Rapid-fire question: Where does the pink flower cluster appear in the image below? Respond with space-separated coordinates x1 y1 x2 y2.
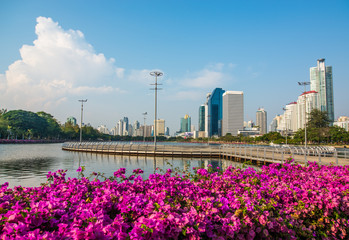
0 162 349 239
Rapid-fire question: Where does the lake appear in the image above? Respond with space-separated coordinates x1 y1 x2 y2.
0 143 247 188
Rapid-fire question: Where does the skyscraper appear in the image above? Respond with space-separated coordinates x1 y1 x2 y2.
204 93 211 137
180 114 191 132
256 108 267 135
154 119 165 136
222 91 244 136
198 105 205 131
310 58 334 122
208 88 225 137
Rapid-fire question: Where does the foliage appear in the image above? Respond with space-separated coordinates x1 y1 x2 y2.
1 162 349 239
37 112 61 139
255 132 284 143
307 109 330 129
1 110 48 139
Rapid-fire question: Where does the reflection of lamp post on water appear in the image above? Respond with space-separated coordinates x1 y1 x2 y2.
142 112 147 143
150 71 163 150
78 99 87 143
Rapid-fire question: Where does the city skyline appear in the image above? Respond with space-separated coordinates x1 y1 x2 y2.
0 1 348 134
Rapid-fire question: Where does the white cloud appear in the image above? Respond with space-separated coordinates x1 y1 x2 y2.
166 91 203 101
179 63 235 89
183 69 224 88
0 16 121 110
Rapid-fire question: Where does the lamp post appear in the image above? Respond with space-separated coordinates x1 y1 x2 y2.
78 99 87 143
150 71 163 150
142 112 147 143
298 82 310 150
283 107 288 145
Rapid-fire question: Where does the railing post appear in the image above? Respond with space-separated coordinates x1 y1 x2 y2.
264 147 266 162
272 148 275 161
121 144 125 154
335 150 338 165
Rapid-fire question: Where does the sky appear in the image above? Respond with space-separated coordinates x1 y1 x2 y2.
0 0 348 135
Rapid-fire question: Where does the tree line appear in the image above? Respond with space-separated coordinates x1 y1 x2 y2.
0 109 107 141
1 108 348 144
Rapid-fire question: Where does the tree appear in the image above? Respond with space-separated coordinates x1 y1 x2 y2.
2 110 48 138
37 111 62 139
307 109 330 129
0 108 7 116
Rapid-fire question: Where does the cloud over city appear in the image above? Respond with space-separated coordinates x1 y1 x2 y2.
0 17 121 110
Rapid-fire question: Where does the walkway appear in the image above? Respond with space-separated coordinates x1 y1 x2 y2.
62 142 349 166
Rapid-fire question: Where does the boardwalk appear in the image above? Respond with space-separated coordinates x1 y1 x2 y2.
62 142 349 166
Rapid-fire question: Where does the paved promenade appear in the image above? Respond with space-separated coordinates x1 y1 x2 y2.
62 142 349 166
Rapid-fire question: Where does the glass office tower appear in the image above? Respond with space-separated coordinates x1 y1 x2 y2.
208 88 225 137
198 105 205 131
180 115 191 132
310 58 334 122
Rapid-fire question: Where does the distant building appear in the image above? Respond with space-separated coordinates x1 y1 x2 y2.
244 120 254 128
117 119 123 136
256 108 267 135
334 116 349 131
154 119 165 136
208 88 225 137
310 58 334 122
180 114 191 132
204 93 211 137
222 91 244 136
198 105 205 131
97 125 109 134
269 116 279 132
66 116 77 125
139 125 152 137
297 91 319 130
133 121 140 130
165 127 170 136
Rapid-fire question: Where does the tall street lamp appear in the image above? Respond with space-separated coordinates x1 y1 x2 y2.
142 112 147 143
283 107 288 145
150 71 163 150
78 99 87 143
298 82 310 150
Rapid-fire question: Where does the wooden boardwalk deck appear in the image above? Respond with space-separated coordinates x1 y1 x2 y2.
62 142 349 166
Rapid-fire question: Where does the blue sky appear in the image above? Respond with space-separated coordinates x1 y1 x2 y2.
0 0 348 134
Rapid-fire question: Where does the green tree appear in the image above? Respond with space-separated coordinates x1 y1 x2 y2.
61 122 79 140
37 111 62 139
2 110 48 139
307 109 330 128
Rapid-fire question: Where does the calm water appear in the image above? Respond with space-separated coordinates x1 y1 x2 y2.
0 143 246 188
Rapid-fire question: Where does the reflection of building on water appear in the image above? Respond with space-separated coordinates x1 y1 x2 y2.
183 159 191 172
210 160 221 171
221 159 232 170
152 157 166 172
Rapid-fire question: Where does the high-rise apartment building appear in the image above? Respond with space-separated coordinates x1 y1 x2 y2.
297 91 319 129
154 119 165 136
208 88 225 137
310 58 334 122
334 116 349 131
117 120 123 136
204 93 211 137
198 105 205 131
256 108 267 135
180 114 191 132
222 91 244 136
66 116 77 125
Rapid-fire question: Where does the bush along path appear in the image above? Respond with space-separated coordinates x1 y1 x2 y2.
0 160 349 239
